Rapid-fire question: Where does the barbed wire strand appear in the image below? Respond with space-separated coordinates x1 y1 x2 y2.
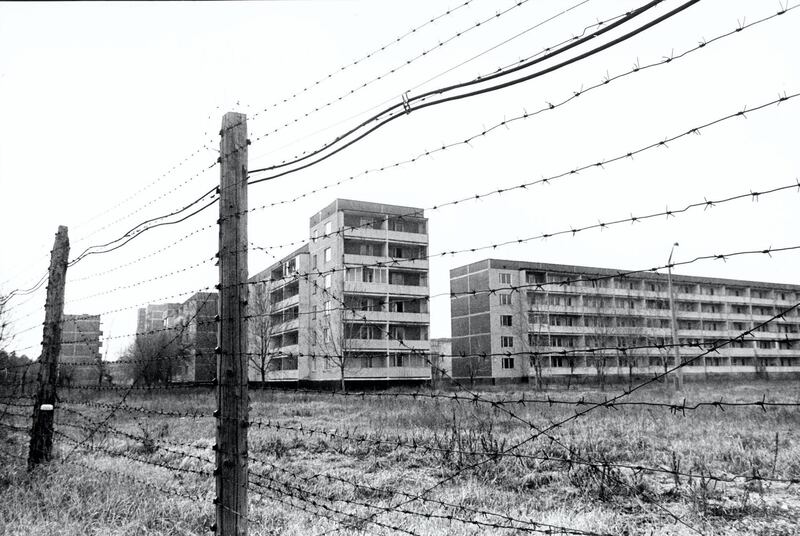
245 0 699 183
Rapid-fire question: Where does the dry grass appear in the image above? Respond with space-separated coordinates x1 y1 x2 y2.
1 379 799 535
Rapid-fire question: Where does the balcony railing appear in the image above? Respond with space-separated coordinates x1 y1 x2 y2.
343 226 429 244
343 254 429 270
344 280 429 296
343 310 429 323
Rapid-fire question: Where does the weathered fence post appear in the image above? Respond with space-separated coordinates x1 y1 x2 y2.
215 112 249 535
28 225 69 469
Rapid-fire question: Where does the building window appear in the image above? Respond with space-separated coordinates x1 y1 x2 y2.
502 357 515 369
324 248 332 263
311 330 317 346
346 267 360 281
312 229 318 241
500 273 512 284
389 354 404 367
364 267 386 283
324 274 332 289
391 246 403 258
500 315 512 327
324 301 331 315
501 336 514 348
325 221 332 235
499 294 511 306
391 326 406 341
312 306 317 319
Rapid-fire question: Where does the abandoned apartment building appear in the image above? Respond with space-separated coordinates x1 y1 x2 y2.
247 199 431 387
450 259 800 383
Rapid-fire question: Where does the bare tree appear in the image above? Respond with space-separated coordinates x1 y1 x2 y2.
95 339 113 386
0 297 7 352
639 321 670 384
248 282 277 385
313 306 362 392
0 350 36 394
455 351 487 387
586 288 616 392
428 341 450 390
517 290 545 390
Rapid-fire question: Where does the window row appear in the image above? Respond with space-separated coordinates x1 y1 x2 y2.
521 271 797 301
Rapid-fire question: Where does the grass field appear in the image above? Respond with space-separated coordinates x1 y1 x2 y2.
1 379 798 535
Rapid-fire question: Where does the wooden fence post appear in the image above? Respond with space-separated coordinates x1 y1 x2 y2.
215 112 249 535
28 225 69 469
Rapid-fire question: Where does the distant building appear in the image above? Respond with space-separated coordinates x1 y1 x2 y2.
59 314 102 385
129 295 217 383
450 259 800 383
248 199 430 387
177 292 218 382
136 303 181 334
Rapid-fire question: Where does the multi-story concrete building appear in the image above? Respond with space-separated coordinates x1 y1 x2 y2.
59 314 103 385
248 199 431 387
450 259 800 383
177 292 218 382
130 295 217 383
136 303 181 334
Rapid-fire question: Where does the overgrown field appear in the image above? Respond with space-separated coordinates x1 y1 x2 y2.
1 379 798 535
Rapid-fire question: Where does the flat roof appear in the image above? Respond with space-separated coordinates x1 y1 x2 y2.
450 258 800 291
309 198 425 227
248 243 309 283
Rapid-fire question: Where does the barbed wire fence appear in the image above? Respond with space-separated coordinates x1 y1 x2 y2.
1 1 799 535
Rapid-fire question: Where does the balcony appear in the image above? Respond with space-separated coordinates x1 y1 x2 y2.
272 293 299 312
343 310 429 324
344 365 431 380
272 343 299 355
343 227 428 245
344 280 429 297
343 254 428 270
529 324 585 334
347 339 430 352
265 369 300 381
273 318 299 334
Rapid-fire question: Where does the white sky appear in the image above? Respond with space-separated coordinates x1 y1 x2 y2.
1 0 799 360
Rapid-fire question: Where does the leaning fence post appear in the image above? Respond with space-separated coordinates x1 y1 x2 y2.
28 225 69 469
215 112 249 535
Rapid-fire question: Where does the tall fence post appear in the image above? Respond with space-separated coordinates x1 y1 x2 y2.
28 225 69 469
215 112 249 535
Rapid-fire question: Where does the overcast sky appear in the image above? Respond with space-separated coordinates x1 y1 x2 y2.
1 0 799 360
